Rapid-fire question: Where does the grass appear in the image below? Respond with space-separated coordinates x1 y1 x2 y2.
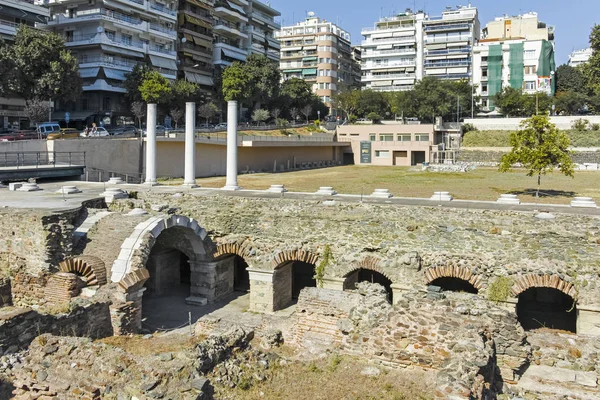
98 333 200 356
463 129 600 147
225 354 434 400
164 165 600 205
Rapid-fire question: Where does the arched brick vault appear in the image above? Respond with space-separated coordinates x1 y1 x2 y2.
212 240 254 261
423 265 484 290
341 256 394 282
110 215 210 283
273 249 319 268
59 255 107 286
511 274 578 299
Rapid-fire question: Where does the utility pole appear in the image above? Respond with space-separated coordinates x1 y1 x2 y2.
456 95 459 126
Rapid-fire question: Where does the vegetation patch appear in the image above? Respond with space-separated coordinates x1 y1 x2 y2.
488 276 514 303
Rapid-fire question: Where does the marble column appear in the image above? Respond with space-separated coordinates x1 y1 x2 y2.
223 100 241 190
183 101 198 187
144 103 158 185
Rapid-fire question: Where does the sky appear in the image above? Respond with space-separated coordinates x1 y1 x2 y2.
267 0 598 65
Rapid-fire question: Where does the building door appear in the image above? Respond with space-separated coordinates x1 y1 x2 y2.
411 151 426 166
392 151 408 166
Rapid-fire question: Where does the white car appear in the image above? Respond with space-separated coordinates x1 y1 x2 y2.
81 127 110 137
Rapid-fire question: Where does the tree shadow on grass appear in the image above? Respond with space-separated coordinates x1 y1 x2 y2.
508 189 576 198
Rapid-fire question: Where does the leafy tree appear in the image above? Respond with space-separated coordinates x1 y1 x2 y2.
310 95 329 120
271 108 281 120
280 78 313 110
332 90 359 120
582 25 600 95
555 65 586 94
494 87 551 117
367 112 382 123
169 79 202 110
197 102 218 125
289 107 299 122
499 115 574 199
222 62 251 103
24 99 50 129
388 90 416 120
251 109 270 125
355 89 388 117
139 70 171 104
300 104 312 123
244 54 280 109
124 64 152 103
0 25 81 103
170 108 184 128
131 101 146 131
554 91 587 115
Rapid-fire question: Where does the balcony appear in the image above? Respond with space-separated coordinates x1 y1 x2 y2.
214 41 248 58
361 24 415 34
154 67 177 79
425 36 471 44
361 48 416 58
361 61 416 69
83 79 126 93
368 85 414 92
149 23 177 39
361 36 415 46
424 23 470 32
213 22 248 38
266 49 279 61
252 10 280 29
426 47 471 56
214 5 248 22
364 73 415 80
79 55 140 70
266 36 280 49
148 45 176 58
0 19 18 36
424 60 470 68
48 9 144 31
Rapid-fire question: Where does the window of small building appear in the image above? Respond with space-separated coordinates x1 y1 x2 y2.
379 134 393 141
415 134 430 142
397 134 411 141
375 150 390 158
369 134 376 141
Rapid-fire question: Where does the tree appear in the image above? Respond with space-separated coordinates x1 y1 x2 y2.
124 64 152 103
499 115 575 199
244 54 281 109
555 65 586 94
197 102 218 125
170 108 184 128
582 25 600 95
169 79 202 110
301 104 312 123
139 70 171 104
355 89 389 117
271 108 281 120
251 109 270 125
24 99 50 132
222 62 251 102
290 107 299 122
554 91 587 115
332 89 359 120
131 101 146 131
0 25 81 103
494 87 551 117
280 78 313 110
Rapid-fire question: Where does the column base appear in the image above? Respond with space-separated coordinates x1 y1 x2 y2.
185 296 208 306
144 180 160 186
182 183 199 188
222 185 242 191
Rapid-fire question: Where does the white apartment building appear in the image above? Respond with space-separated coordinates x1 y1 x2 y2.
277 13 358 111
568 48 592 67
41 0 179 125
422 4 480 81
360 11 425 92
473 13 556 111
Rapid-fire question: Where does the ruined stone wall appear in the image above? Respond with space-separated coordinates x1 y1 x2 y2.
457 149 600 165
0 302 112 354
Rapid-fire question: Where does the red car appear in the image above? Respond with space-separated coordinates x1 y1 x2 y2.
0 130 39 142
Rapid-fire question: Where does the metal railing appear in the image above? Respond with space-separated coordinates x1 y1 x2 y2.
0 151 86 168
85 168 143 184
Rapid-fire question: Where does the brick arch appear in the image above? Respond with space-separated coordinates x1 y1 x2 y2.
59 255 107 286
511 274 577 299
272 249 319 268
423 265 483 290
341 256 393 282
110 215 209 283
213 241 254 261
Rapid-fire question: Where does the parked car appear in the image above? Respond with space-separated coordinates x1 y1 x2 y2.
81 127 110 137
141 125 166 136
215 123 227 130
197 123 215 129
112 126 138 136
0 130 38 142
47 128 80 140
36 122 61 138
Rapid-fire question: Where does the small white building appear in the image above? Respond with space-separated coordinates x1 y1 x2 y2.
568 48 592 67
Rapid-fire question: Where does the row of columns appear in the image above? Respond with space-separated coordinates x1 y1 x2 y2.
144 100 241 190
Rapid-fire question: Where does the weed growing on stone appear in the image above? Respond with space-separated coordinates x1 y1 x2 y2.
314 245 333 288
488 276 513 303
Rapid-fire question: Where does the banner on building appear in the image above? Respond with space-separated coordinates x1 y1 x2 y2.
538 77 552 93
360 141 371 164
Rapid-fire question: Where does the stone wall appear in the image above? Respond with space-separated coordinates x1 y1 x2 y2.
293 284 529 399
464 115 600 131
0 301 113 354
0 277 11 306
457 149 600 165
10 272 49 307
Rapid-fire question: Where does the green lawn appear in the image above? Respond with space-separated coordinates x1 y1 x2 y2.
462 129 600 147
161 165 600 204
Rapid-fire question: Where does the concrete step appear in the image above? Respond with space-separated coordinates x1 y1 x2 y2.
517 365 599 399
185 296 208 306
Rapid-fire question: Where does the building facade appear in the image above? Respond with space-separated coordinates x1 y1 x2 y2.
0 0 50 129
422 5 480 81
278 14 359 114
360 11 425 92
472 13 556 111
41 0 179 126
568 48 592 67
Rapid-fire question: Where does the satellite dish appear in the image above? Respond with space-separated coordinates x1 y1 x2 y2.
307 11 315 17
97 26 104 33
181 37 187 43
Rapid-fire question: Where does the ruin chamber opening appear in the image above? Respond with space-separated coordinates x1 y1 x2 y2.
233 255 250 292
344 268 393 302
516 287 576 333
429 277 478 294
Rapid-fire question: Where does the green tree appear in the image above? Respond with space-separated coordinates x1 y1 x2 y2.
245 54 281 109
197 102 218 125
0 25 81 103
222 62 251 103
499 115 575 199
332 90 359 120
355 89 388 118
139 70 171 104
388 90 416 120
170 108 184 128
280 77 313 110
169 79 202 109
555 64 586 93
554 91 587 115
131 101 146 131
582 25 600 95
251 108 270 125
310 95 330 120
24 99 50 130
124 64 152 103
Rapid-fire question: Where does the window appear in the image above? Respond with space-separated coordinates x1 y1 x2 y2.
525 81 536 90
105 30 115 40
482 69 488 77
379 134 393 141
524 50 536 60
415 134 429 142
375 150 390 158
369 134 376 141
397 134 411 142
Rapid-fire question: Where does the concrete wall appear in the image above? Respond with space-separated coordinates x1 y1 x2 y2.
0 140 48 153
464 116 600 131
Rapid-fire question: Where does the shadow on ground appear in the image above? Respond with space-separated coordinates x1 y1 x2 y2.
509 189 576 198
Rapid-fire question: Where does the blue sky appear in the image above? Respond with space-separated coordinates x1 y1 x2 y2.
268 0 598 65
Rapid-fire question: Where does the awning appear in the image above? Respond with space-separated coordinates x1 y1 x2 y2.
303 45 317 50
183 33 194 42
283 69 302 73
222 49 246 61
191 52 212 63
283 46 302 52
104 68 127 81
100 44 144 58
302 56 317 61
302 68 317 75
188 0 211 9
149 55 178 70
192 35 212 48
226 0 245 14
184 71 214 86
79 67 100 78
184 14 212 29
377 44 393 50
372 80 392 86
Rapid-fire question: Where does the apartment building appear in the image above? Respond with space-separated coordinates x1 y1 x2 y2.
177 0 214 89
0 0 49 129
278 13 359 114
422 4 480 81
360 11 425 92
41 0 179 125
568 48 592 67
212 0 280 68
472 13 556 111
